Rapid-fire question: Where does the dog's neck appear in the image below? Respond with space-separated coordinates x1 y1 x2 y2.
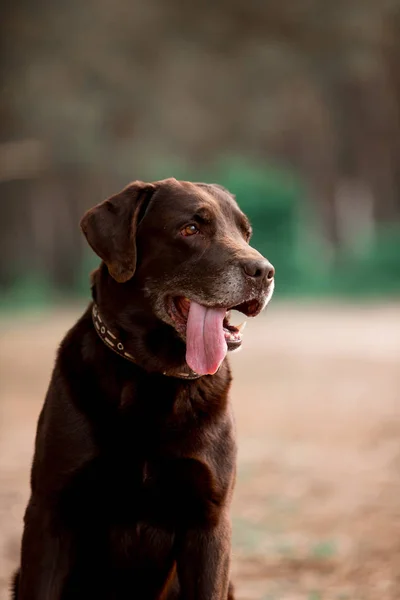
90 267 203 380
91 302 201 380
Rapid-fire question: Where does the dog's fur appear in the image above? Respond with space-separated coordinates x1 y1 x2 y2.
13 179 274 599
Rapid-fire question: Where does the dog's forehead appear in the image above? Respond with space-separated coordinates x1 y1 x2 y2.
151 179 243 222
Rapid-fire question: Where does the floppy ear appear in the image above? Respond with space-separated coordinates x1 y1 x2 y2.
80 181 156 283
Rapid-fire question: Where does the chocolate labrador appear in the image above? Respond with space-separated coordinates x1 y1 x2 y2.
12 178 275 600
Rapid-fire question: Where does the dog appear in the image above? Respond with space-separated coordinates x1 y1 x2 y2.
12 178 275 599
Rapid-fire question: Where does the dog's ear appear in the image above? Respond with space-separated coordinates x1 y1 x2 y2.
80 181 157 283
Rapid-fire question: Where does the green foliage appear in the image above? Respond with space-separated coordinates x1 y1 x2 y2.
205 159 400 299
3 159 400 309
0 273 55 311
337 224 400 296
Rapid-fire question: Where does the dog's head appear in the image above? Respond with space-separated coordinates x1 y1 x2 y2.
81 178 274 376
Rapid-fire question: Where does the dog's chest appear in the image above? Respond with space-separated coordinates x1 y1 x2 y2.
98 445 219 529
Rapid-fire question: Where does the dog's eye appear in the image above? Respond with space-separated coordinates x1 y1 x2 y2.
181 224 199 237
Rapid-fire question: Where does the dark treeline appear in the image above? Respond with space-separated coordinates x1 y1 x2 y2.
1 0 400 290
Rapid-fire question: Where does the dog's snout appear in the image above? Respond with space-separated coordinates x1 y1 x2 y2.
242 258 275 282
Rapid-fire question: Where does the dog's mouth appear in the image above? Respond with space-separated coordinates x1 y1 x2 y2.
167 296 263 376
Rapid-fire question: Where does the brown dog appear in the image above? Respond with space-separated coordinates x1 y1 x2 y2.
12 179 274 600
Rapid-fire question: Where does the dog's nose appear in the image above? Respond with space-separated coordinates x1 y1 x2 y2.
242 259 275 281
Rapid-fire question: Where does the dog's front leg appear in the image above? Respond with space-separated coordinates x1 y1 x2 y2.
17 499 73 600
176 515 231 600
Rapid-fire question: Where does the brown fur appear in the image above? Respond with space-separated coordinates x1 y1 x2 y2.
13 179 274 599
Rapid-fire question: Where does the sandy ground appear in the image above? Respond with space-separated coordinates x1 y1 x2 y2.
1 302 400 600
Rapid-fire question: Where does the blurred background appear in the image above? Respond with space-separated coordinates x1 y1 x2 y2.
1 1 400 598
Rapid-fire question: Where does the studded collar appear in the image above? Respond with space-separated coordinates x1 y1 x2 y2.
91 303 202 380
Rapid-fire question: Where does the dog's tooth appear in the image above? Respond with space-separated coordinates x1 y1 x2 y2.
236 321 247 332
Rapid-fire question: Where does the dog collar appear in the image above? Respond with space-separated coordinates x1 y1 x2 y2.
91 303 202 380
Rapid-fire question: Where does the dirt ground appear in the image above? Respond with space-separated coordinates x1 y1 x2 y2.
1 302 400 600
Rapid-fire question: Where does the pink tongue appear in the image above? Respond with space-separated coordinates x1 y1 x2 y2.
185 301 227 375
